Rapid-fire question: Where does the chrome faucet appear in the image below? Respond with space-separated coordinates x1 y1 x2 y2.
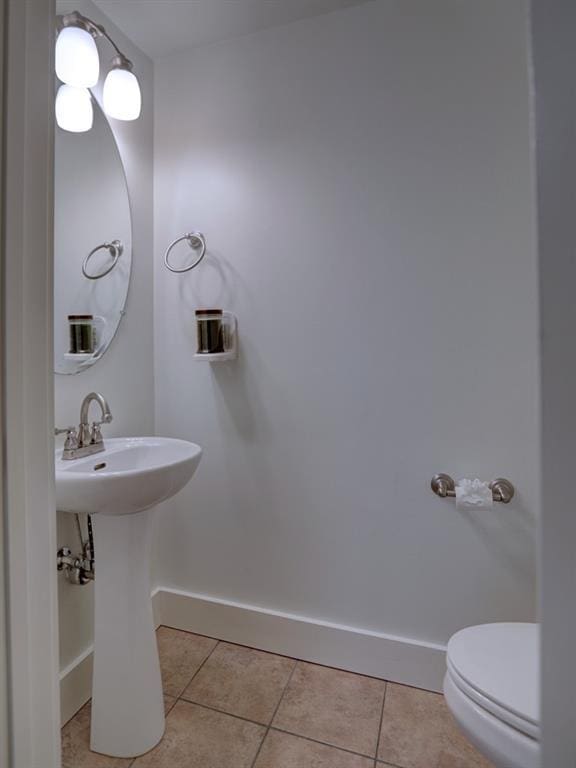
55 392 113 460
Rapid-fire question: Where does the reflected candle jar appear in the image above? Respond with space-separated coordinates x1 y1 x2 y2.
68 314 95 354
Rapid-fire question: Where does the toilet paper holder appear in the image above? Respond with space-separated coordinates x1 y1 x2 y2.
431 474 515 504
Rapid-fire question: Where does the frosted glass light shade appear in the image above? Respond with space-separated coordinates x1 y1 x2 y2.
103 68 141 121
55 26 99 87
55 85 93 133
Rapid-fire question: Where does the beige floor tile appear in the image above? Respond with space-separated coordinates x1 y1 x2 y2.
182 642 296 724
254 729 374 768
272 662 385 756
61 702 133 768
163 694 177 715
132 700 266 768
377 683 494 768
156 626 218 697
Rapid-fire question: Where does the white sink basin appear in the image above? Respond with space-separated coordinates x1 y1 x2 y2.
55 436 202 516
54 436 202 758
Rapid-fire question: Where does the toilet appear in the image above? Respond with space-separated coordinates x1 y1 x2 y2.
444 623 540 768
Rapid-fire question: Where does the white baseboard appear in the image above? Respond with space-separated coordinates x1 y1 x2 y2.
60 586 446 725
60 646 94 727
156 587 446 692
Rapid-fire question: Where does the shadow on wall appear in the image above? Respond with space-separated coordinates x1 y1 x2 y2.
174 248 324 602
458 498 536 586
210 345 265 443
178 246 235 311
174 243 269 443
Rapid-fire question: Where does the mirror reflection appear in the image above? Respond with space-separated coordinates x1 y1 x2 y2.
54 94 132 375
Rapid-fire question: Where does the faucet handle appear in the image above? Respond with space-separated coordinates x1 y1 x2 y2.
54 426 79 451
54 426 74 435
90 421 104 445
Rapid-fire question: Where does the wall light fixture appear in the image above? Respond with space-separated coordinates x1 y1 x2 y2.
55 11 141 132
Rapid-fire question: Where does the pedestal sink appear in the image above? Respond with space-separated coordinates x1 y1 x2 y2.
55 437 202 758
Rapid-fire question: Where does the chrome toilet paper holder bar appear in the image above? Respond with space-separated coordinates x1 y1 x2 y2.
431 474 515 504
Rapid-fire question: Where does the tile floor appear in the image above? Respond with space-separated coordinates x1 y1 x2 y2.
62 626 494 768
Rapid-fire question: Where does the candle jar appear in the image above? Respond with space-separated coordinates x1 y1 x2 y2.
195 309 236 356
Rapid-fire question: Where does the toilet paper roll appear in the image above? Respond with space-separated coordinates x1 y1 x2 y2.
455 478 493 511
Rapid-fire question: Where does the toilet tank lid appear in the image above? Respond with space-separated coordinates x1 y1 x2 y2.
447 623 539 726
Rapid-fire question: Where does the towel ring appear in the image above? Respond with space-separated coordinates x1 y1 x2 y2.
82 240 124 280
164 232 207 273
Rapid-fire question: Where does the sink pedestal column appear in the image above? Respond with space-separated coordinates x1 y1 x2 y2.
90 510 165 757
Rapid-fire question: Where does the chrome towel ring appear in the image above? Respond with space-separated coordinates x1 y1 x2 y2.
164 232 207 273
82 240 124 280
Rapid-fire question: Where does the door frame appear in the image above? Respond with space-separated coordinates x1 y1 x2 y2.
0 0 9 762
2 0 60 765
531 1 576 765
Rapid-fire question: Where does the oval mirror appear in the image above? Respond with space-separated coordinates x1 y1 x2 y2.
54 94 132 375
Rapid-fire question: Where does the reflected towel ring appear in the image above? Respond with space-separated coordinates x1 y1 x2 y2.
164 232 207 273
82 240 124 280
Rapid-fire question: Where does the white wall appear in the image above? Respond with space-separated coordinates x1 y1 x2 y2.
55 0 154 673
154 0 538 658
531 1 576 764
